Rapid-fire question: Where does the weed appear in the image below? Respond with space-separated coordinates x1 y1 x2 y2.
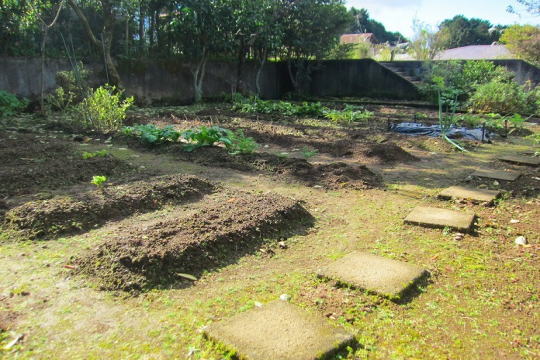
324 105 374 125
300 146 319 159
82 150 109 159
226 130 259 155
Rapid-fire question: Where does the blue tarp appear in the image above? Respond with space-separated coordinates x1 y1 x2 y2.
391 122 491 142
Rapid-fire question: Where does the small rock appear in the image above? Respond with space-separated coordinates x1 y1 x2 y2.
478 184 488 189
515 236 527 246
278 241 288 249
493 180 500 186
279 294 291 302
254 301 263 308
510 219 520 224
313 185 323 189
454 233 465 241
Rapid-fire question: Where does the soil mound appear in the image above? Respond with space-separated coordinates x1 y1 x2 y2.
5 175 215 239
0 132 133 198
362 143 419 164
76 193 313 291
172 146 381 190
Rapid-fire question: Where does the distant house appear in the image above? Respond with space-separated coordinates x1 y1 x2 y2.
435 44 514 60
340 33 379 45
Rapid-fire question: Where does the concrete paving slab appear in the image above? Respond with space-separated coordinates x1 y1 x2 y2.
498 155 540 166
471 169 521 181
318 252 427 298
404 206 475 232
438 186 500 203
205 301 355 360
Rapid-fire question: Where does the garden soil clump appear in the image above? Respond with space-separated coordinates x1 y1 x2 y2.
76 192 313 291
171 146 381 190
0 132 133 198
5 175 215 239
359 143 419 164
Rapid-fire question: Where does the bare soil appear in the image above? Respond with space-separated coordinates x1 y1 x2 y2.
76 191 314 292
5 175 215 239
0 131 133 199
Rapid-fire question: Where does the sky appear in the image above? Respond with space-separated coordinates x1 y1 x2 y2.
346 0 540 38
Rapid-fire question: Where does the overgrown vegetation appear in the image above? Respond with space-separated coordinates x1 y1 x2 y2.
232 95 373 124
422 60 540 117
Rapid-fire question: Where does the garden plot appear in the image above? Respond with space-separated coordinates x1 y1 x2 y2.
171 146 382 190
0 131 133 199
5 175 215 239
76 191 313 291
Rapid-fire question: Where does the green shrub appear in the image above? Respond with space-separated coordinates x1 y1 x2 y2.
0 90 28 117
122 124 181 146
74 86 134 133
467 80 531 115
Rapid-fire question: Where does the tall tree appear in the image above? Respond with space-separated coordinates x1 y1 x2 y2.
409 19 442 60
500 24 540 65
67 0 124 86
436 15 501 49
279 0 351 93
168 0 236 102
347 7 405 43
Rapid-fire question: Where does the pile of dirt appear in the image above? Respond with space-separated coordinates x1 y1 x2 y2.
360 143 419 164
171 146 382 190
76 192 313 291
0 132 133 198
5 175 215 239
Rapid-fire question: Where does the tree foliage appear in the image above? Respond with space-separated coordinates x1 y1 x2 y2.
346 7 406 43
500 24 540 66
436 15 503 49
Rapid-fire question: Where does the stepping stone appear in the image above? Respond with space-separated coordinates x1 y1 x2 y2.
498 155 540 166
317 252 428 298
205 301 355 360
471 169 521 181
404 206 475 232
438 186 500 204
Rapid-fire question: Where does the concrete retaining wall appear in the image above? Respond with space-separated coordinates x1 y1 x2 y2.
0 57 422 103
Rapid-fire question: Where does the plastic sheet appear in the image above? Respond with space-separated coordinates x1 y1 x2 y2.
391 122 491 142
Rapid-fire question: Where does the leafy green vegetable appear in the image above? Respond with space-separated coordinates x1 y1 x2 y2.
122 124 181 146
181 126 233 152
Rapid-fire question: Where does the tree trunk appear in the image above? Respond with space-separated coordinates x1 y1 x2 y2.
235 39 246 93
256 49 268 97
139 1 145 55
67 0 121 86
40 25 49 111
192 52 208 103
